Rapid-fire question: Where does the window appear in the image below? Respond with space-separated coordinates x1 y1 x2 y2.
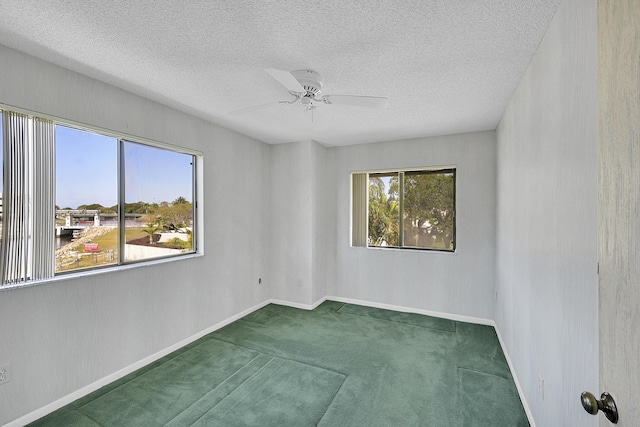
56 125 118 273
122 140 195 263
0 107 200 287
352 168 455 251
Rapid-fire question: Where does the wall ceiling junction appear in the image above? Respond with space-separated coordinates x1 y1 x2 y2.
0 0 561 147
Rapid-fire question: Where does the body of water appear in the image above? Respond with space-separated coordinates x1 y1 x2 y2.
56 235 73 249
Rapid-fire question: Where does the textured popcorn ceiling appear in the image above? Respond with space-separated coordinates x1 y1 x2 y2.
0 0 561 146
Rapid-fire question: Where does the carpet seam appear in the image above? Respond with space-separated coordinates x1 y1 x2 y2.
315 372 349 427
456 365 511 381
72 409 107 427
193 356 347 427
184 355 280 426
76 338 253 425
74 336 219 412
164 353 273 426
456 365 530 427
208 336 350 378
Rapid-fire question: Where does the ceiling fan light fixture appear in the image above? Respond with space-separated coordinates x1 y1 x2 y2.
300 96 318 111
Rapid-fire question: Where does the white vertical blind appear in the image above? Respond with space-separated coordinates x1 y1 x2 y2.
1 111 29 284
351 173 368 247
0 111 55 285
32 117 55 280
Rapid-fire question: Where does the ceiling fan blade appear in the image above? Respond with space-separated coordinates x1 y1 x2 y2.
323 95 389 108
265 68 306 94
229 101 284 115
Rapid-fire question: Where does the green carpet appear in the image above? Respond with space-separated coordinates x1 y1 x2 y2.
29 301 529 426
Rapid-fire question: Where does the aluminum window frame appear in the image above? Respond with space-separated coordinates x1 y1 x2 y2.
351 165 457 253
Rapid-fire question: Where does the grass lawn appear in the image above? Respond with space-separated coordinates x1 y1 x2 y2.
59 228 150 271
74 228 148 252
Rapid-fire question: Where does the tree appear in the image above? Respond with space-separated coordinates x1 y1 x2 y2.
368 177 399 246
77 203 115 213
124 201 152 214
156 200 193 230
173 196 189 205
118 201 159 215
142 222 162 244
403 172 455 248
377 171 455 249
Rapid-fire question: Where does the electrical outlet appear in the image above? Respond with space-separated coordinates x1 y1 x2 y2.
0 364 11 385
538 375 544 401
258 277 262 284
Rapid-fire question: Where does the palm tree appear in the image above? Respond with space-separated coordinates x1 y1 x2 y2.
142 222 162 244
368 177 399 246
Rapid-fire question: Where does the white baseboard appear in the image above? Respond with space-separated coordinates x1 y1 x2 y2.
268 296 327 311
9 296 535 427
325 295 495 326
493 325 537 427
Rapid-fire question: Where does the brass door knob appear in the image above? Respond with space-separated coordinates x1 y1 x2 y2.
581 391 618 423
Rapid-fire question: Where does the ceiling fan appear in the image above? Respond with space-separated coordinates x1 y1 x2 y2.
230 68 389 115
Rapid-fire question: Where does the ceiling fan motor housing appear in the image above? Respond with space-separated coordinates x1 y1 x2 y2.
291 70 323 97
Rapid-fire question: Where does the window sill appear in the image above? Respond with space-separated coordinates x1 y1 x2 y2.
0 252 204 292
354 246 457 254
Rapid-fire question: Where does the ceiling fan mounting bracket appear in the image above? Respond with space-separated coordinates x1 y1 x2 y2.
290 70 323 97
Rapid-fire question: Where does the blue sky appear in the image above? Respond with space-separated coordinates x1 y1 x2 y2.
0 117 193 209
56 125 193 209
56 125 118 208
123 139 193 206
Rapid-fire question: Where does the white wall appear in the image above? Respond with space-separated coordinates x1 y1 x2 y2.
123 244 184 260
0 44 271 425
311 141 335 303
268 140 335 307
268 141 314 305
495 0 598 425
331 131 497 320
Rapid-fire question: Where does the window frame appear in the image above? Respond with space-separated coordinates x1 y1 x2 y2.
117 138 198 266
0 104 203 289
352 166 456 253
